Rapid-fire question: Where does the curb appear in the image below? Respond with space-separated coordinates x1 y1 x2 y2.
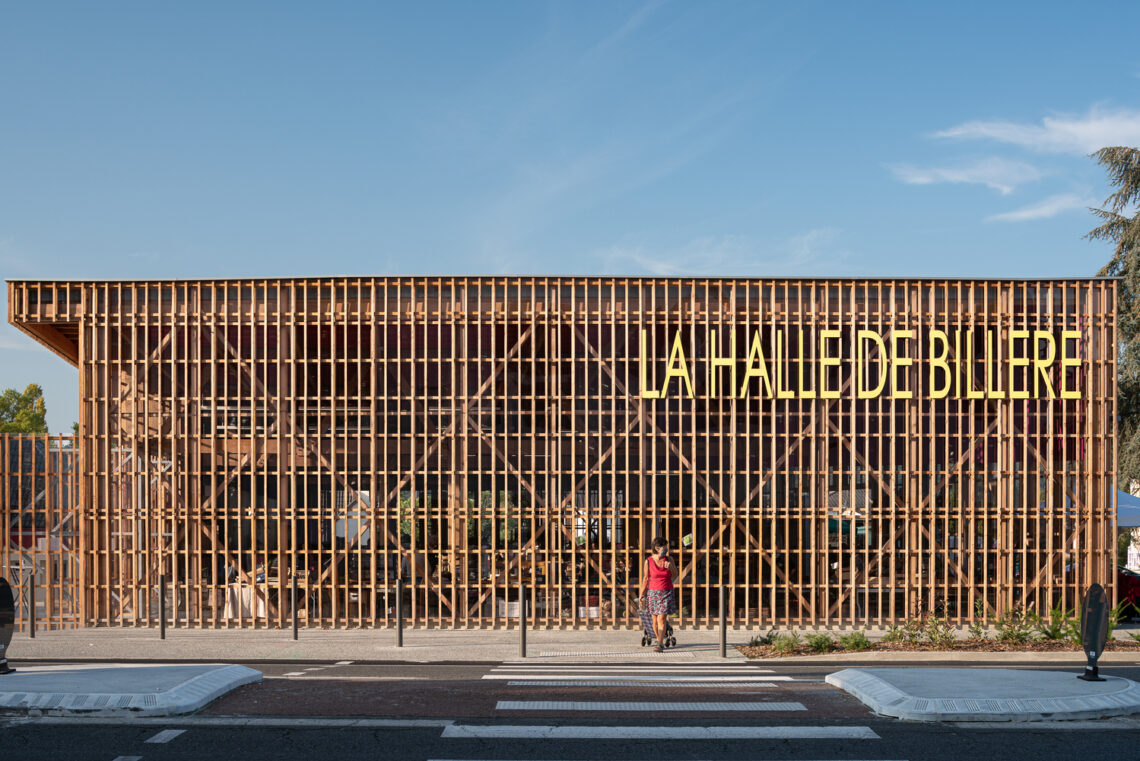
826 668 1140 722
0 665 262 717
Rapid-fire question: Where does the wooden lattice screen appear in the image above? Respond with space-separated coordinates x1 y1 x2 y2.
6 277 1117 629
0 434 81 631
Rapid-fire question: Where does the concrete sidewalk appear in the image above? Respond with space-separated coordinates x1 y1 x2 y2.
5 628 747 663
6 627 1140 664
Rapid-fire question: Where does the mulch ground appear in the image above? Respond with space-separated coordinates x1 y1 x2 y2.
737 637 1140 658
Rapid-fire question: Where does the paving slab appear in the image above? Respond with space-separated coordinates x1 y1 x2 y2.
827 667 1140 722
0 663 262 717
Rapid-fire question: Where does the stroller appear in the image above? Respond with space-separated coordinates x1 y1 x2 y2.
638 600 677 649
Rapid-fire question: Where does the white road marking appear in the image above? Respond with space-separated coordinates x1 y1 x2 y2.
507 680 779 687
491 666 771 672
302 667 325 671
485 674 794 681
266 675 420 681
112 757 143 761
144 729 186 743
28 717 454 728
441 725 880 739
334 660 354 665
490 670 773 676
496 700 806 711
281 671 306 676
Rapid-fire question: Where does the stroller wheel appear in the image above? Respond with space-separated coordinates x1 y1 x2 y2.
641 635 648 647
666 636 676 648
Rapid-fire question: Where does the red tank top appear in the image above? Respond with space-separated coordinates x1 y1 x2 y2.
646 556 673 591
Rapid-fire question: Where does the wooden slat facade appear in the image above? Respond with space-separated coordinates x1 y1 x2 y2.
4 277 1117 629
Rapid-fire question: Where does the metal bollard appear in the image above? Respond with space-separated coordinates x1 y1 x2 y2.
396 578 404 647
519 582 527 659
292 575 298 641
28 575 35 639
719 586 726 658
159 574 166 640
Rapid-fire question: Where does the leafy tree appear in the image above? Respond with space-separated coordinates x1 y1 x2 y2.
0 384 48 433
1089 147 1140 487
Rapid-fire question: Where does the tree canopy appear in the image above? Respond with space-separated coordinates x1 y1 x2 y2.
1089 146 1140 487
0 383 49 433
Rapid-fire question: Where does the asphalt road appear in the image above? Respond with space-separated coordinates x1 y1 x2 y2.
3 658 1140 760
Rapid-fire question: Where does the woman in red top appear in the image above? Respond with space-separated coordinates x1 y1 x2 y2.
639 536 678 652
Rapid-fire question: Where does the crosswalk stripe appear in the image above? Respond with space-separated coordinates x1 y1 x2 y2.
145 729 186 743
496 700 806 711
485 674 794 681
441 725 880 739
507 680 780 687
492 666 771 671
490 670 772 675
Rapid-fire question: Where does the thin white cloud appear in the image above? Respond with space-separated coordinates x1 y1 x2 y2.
890 157 1044 195
985 193 1098 223
935 106 1140 155
601 229 855 277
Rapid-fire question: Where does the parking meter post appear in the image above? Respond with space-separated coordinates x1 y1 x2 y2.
719 586 726 658
292 575 298 641
159 574 166 640
27 575 34 639
396 578 404 648
519 582 527 659
0 577 15 673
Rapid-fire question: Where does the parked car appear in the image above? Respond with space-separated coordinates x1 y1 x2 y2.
1120 566 1140 619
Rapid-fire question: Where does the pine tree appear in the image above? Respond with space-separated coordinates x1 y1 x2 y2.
1089 147 1140 487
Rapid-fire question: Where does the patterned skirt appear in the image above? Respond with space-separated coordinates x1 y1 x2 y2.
644 588 677 616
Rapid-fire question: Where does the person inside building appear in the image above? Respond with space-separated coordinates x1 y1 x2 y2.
639 536 678 652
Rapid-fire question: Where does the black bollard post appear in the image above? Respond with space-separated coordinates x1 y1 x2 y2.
719 586 726 658
292 575 298 641
519 582 527 659
159 574 166 640
396 578 404 648
28 575 35 640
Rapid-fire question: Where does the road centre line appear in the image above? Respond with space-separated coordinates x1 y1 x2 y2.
441 725 880 739
490 665 775 669
485 674 794 681
111 757 143 761
495 700 806 711
144 729 186 744
508 680 780 687
492 666 772 671
21 717 455 728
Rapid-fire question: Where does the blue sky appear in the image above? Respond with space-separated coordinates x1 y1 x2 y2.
2 1 1139 432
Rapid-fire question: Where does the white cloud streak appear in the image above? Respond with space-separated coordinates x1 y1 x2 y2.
601 228 855 277
985 193 1098 223
935 107 1140 155
890 157 1044 195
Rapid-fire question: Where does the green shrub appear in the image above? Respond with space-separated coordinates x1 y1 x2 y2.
838 631 872 651
967 621 988 640
994 607 1034 645
1128 631 1140 643
902 619 925 645
747 629 777 647
924 617 956 648
882 624 905 644
804 632 834 653
773 632 801 655
1032 602 1070 640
